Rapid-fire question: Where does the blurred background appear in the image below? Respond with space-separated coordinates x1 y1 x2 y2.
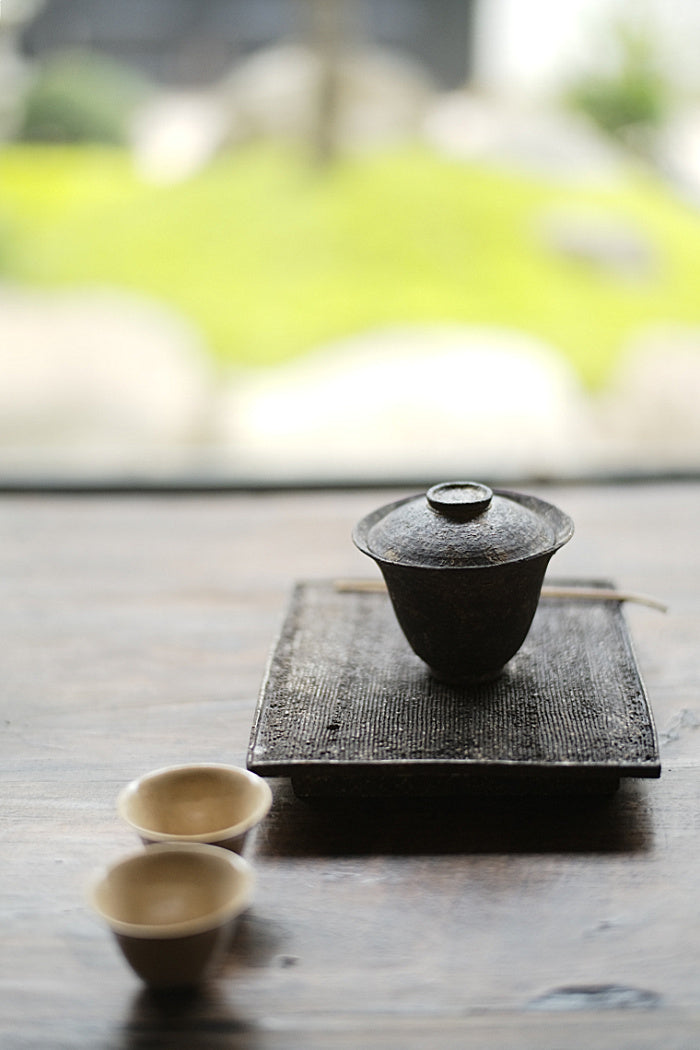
1 0 700 485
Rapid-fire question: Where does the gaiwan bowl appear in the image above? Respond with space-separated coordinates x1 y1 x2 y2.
353 481 573 684
88 843 254 988
117 763 273 853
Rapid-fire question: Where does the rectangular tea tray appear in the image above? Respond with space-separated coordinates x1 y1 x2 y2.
246 579 660 797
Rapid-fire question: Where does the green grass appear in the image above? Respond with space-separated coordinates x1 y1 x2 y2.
2 141 700 387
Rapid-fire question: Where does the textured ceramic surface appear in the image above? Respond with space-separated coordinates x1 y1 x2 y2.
88 843 254 987
117 764 273 852
353 481 574 683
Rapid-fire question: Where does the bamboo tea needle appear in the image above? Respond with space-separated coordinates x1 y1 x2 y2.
333 578 668 612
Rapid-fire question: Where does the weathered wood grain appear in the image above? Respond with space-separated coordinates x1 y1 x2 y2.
1 483 699 1049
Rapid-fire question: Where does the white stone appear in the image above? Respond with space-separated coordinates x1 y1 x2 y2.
597 326 700 469
654 106 700 206
222 43 433 151
0 285 214 474
423 92 625 183
130 91 232 183
215 325 594 480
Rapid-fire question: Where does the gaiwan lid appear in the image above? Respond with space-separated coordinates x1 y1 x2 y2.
353 481 574 569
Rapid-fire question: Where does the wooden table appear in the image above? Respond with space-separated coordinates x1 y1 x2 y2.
2 482 699 1049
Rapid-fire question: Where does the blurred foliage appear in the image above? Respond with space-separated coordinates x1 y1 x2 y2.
2 142 700 388
564 17 671 141
16 52 153 144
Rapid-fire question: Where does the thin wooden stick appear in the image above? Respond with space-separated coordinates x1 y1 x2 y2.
333 578 668 613
540 585 667 613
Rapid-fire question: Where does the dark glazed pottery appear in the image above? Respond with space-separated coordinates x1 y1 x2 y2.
353 481 574 684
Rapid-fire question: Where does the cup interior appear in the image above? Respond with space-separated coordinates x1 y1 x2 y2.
90 844 253 937
118 764 272 842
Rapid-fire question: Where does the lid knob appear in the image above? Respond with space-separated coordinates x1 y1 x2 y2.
426 481 493 522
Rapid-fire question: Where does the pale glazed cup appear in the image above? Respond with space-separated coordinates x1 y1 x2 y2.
88 843 254 987
117 763 273 853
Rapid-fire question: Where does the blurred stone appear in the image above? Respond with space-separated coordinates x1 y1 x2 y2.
0 285 215 475
127 43 434 179
538 208 658 280
654 105 700 206
214 325 594 481
597 327 700 469
423 92 625 182
3 286 698 482
221 43 434 151
130 90 231 183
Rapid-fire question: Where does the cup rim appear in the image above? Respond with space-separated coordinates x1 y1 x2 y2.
87 842 255 939
116 763 273 844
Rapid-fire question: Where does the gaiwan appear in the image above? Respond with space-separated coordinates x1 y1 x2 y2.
353 481 573 684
